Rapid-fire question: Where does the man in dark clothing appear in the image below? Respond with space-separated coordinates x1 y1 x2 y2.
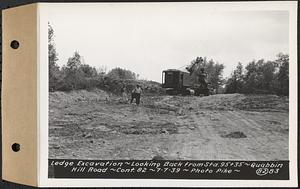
130 85 142 105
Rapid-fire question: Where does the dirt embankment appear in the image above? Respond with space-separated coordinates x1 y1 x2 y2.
49 90 289 160
161 93 288 112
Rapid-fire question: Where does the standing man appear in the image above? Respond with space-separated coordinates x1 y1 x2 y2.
131 85 142 105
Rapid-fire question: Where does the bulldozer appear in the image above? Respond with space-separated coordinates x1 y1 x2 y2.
162 57 211 96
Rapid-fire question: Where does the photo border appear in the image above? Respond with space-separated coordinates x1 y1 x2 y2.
38 1 298 187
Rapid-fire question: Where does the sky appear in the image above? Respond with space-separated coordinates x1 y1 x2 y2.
47 3 289 82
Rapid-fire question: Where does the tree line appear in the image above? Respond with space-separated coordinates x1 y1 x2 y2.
48 24 138 92
225 53 289 96
49 24 289 96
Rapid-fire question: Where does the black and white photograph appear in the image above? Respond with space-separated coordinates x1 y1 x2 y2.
0 1 297 187
45 2 296 182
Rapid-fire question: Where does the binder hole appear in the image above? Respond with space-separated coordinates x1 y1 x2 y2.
10 40 19 49
12 143 20 152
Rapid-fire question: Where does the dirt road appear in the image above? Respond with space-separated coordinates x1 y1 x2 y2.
49 90 289 160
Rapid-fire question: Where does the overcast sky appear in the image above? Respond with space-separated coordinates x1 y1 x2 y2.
47 3 289 82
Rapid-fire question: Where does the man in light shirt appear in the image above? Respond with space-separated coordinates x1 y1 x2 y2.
130 85 142 105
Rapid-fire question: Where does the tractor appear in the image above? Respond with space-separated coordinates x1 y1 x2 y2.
162 57 211 96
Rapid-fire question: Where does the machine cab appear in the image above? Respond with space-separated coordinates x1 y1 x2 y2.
162 69 192 90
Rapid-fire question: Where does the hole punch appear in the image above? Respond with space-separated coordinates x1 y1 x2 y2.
12 143 20 152
10 40 20 49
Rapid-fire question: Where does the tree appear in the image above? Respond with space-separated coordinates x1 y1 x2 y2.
66 51 82 71
244 60 264 93
48 23 60 91
79 64 98 78
188 57 225 92
63 51 84 89
225 62 244 93
275 53 289 96
244 59 277 93
261 61 276 91
106 67 137 80
207 59 225 92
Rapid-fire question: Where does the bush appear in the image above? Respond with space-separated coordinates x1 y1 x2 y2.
106 67 137 80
